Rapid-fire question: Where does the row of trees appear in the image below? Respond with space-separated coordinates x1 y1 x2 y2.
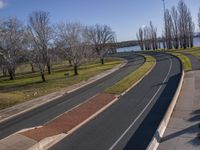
0 11 116 81
136 21 160 51
199 8 200 33
163 0 195 49
137 0 198 50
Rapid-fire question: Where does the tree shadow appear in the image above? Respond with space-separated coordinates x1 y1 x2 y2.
161 124 200 142
160 108 200 146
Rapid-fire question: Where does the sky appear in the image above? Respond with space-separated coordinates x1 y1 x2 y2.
0 0 199 41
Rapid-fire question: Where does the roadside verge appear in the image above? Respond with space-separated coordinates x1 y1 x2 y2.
168 52 192 72
0 58 127 124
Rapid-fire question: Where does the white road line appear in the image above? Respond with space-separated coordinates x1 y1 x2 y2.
109 56 173 150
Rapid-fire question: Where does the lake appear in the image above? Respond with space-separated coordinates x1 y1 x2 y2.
117 37 200 52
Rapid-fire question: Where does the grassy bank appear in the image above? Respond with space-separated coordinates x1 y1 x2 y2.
169 46 200 60
168 52 192 72
0 58 123 109
105 55 156 94
183 47 200 60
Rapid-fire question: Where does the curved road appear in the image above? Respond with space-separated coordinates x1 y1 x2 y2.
0 53 145 139
50 52 182 150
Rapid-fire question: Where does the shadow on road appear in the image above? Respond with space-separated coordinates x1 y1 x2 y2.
123 72 181 150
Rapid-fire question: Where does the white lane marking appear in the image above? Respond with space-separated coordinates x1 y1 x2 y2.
109 56 173 150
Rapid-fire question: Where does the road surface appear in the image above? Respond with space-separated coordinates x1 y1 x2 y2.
0 53 144 139
50 52 182 150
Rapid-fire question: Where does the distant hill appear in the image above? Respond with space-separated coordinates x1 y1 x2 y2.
116 40 138 48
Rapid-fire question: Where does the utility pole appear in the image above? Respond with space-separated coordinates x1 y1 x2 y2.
162 0 166 52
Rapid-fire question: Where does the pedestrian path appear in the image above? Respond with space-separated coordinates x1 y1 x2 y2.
158 70 200 150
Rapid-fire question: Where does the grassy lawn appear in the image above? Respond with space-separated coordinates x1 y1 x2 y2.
183 47 200 60
168 52 192 72
168 47 200 60
0 58 122 109
105 55 156 94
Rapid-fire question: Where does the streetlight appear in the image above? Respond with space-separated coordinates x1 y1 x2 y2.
162 0 166 52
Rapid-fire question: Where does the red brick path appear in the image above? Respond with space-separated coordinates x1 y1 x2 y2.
21 93 116 141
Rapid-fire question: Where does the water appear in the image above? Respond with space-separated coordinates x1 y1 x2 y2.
117 37 200 52
193 37 200 46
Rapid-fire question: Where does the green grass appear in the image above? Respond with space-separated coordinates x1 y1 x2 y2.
105 55 156 94
168 52 192 72
181 47 200 60
0 58 123 109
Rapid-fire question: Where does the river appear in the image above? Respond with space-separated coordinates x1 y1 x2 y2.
117 37 200 52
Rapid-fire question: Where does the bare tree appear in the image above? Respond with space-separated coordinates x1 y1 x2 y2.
85 24 116 64
149 21 158 50
56 22 90 75
28 11 53 76
161 0 194 50
0 58 7 76
165 9 173 49
0 18 25 80
143 26 151 50
171 6 179 49
137 22 159 51
198 8 200 33
187 13 195 48
23 29 47 81
136 27 144 50
178 0 189 49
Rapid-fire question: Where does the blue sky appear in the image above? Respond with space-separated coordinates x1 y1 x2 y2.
0 0 199 41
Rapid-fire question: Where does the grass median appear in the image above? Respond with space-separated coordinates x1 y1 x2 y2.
105 55 156 95
0 58 123 110
168 52 192 72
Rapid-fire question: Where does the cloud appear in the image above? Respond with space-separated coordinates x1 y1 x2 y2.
142 25 147 29
0 0 6 9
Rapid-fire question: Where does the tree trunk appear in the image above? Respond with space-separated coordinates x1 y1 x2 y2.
41 72 46 82
47 64 51 74
2 68 7 77
74 65 78 75
100 58 104 65
190 37 193 48
47 57 51 74
8 70 14 80
30 63 35 72
68 59 72 66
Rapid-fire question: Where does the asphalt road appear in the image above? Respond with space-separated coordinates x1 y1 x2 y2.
0 52 145 139
50 52 182 150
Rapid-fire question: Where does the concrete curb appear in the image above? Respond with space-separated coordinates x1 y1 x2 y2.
147 69 185 150
0 59 127 124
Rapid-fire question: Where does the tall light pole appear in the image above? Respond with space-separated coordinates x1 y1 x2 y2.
162 0 166 13
162 0 166 51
